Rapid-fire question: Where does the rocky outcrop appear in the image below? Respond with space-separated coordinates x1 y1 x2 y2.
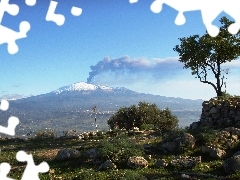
161 133 196 153
194 97 240 129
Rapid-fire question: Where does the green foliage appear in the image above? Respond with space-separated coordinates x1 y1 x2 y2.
119 171 147 180
139 123 155 131
2 127 240 179
173 16 240 97
187 126 217 145
98 134 144 164
211 92 240 100
107 101 178 131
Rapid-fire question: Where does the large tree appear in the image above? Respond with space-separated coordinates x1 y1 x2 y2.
173 17 240 97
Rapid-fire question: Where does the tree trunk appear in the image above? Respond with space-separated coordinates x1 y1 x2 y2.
216 58 223 98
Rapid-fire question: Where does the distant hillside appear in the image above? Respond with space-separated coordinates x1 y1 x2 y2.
0 82 203 136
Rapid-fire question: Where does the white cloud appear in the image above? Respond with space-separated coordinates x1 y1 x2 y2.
87 56 239 99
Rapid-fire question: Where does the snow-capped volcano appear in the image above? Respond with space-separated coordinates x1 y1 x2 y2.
53 82 113 94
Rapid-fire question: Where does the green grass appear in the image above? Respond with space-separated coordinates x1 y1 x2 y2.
0 128 240 180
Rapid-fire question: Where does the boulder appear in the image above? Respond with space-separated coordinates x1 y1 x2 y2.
181 133 196 149
161 142 178 153
84 148 99 159
201 146 226 159
56 148 80 161
127 156 148 169
223 155 240 173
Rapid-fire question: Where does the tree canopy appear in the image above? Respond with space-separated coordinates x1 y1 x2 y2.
107 101 178 131
173 17 240 97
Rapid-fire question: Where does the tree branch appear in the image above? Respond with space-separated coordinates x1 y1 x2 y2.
196 68 218 93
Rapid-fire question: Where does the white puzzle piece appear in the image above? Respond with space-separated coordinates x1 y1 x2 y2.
0 0 36 54
16 151 49 180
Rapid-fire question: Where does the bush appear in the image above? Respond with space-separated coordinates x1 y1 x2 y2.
107 101 178 131
34 129 57 139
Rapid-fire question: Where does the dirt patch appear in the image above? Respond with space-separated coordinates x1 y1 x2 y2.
37 149 60 160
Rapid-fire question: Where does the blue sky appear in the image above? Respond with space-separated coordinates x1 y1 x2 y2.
1 0 240 100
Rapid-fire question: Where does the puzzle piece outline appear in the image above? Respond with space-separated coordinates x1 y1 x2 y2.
151 0 240 37
0 0 36 54
0 162 14 180
46 0 82 26
0 100 19 136
130 0 240 37
16 151 50 180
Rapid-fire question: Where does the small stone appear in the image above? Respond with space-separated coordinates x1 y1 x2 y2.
98 160 117 171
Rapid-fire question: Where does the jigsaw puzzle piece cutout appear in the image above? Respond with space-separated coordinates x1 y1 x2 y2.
0 163 15 180
46 0 65 26
25 0 37 6
0 116 19 136
150 0 240 37
0 100 9 111
0 21 30 54
221 0 240 35
129 0 138 4
0 0 19 21
16 151 49 180
71 6 82 16
150 0 223 37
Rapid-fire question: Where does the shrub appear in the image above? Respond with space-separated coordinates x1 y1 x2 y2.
34 129 57 139
107 101 178 131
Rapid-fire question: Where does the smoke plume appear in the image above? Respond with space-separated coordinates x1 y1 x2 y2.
87 55 183 84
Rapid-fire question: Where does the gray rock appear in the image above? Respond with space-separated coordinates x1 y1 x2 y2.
127 156 148 169
84 148 99 159
161 141 178 153
155 159 168 168
233 151 240 158
69 149 80 159
235 115 240 121
209 107 218 114
170 156 201 168
56 148 80 161
223 155 240 173
202 146 226 159
98 160 117 171
181 133 196 149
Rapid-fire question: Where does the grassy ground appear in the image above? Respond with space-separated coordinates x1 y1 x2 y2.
0 129 239 180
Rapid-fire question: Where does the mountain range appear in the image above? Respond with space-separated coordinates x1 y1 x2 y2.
0 82 203 136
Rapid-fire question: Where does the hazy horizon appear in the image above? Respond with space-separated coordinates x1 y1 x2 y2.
1 0 240 100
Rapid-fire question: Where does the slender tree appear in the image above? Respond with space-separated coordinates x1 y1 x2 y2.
173 17 240 97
